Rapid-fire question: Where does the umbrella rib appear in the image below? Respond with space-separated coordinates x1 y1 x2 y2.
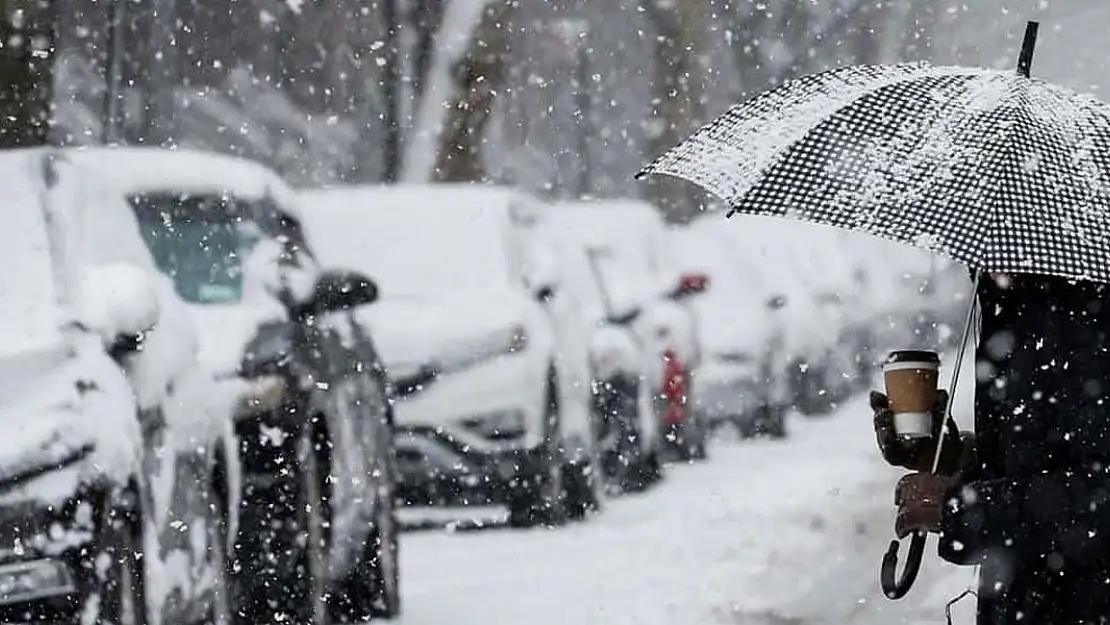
975 85 1028 274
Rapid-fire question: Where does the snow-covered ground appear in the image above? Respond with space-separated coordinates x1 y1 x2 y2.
395 393 979 625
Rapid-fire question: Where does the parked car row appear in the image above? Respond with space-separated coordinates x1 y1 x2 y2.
295 186 718 528
670 214 967 438
0 147 398 625
0 144 961 624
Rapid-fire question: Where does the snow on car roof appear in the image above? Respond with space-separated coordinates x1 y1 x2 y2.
304 182 532 216
64 146 286 204
299 183 536 295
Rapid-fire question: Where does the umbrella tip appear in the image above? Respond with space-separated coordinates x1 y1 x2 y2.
1017 21 1040 78
633 170 648 181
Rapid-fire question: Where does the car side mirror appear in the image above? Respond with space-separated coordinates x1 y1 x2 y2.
77 263 161 358
297 269 378 318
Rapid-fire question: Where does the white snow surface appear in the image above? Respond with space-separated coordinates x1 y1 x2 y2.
0 153 67 356
397 392 978 625
66 145 289 203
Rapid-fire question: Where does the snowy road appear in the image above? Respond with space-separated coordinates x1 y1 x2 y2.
394 394 979 625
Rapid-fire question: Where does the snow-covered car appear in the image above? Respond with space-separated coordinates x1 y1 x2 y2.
670 220 789 438
718 216 862 416
552 200 710 461
0 150 241 624
298 184 601 527
528 218 664 492
70 147 401 622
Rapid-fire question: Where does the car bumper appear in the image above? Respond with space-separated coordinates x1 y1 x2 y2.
395 426 549 506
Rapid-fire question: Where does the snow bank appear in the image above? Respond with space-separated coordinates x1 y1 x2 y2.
396 393 976 625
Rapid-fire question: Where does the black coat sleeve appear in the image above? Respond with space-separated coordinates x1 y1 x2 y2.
937 466 1110 570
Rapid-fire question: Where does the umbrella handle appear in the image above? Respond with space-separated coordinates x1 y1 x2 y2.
880 532 927 599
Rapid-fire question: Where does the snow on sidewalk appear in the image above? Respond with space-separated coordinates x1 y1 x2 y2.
395 393 977 625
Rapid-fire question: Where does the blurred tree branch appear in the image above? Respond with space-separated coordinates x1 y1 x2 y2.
641 0 708 223
0 0 55 148
432 0 517 182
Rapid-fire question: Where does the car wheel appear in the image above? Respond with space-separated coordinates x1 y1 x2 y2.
598 377 641 495
280 427 329 625
630 447 663 490
508 373 567 528
563 456 603 521
767 407 789 440
334 478 402 622
690 433 709 461
82 491 146 625
368 483 401 618
207 481 234 625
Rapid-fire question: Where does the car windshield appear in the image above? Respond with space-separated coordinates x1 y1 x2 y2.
129 193 262 305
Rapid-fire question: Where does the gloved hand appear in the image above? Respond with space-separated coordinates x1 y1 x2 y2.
871 389 973 476
895 472 957 538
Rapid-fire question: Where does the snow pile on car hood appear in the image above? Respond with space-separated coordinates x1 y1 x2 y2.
355 291 533 375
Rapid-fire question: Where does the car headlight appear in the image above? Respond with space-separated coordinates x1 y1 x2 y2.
234 375 287 418
460 409 528 439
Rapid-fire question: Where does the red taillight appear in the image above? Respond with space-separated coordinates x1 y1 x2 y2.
660 349 688 424
679 273 710 295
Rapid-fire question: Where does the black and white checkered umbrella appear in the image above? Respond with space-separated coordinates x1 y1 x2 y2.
637 60 1110 283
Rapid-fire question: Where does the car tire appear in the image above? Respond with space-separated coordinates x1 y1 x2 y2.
281 427 329 625
82 490 146 625
636 447 664 488
563 457 603 521
367 486 402 619
766 407 789 440
508 372 567 528
332 479 401 621
690 433 709 461
597 377 642 495
207 477 234 625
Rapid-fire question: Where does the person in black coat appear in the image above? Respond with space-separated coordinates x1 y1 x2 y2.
872 272 1110 624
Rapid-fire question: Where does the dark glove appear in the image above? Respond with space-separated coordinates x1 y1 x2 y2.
894 472 957 538
871 389 969 476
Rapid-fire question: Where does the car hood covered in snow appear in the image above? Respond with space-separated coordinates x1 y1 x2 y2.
0 335 141 505
356 291 532 376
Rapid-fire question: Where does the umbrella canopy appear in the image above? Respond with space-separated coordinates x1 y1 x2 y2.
638 61 1110 283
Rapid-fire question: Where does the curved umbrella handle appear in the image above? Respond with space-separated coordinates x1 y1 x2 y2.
880 532 927 599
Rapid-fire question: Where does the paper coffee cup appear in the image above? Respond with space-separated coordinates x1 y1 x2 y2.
883 350 940 439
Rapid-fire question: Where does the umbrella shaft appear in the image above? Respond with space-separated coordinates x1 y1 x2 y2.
932 271 981 474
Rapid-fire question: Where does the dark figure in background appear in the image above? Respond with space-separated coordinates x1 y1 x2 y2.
872 272 1110 624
